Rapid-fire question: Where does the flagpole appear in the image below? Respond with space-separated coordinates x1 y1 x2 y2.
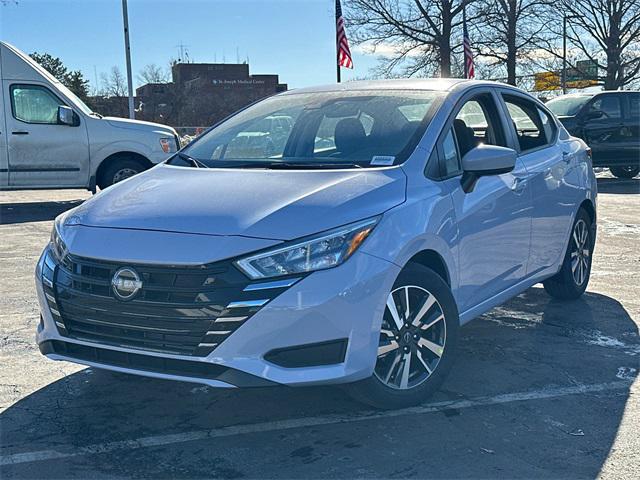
336 7 341 83
462 6 469 79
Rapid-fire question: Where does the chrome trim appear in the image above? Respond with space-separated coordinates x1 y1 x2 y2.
42 277 53 288
44 252 57 271
198 343 219 348
50 307 61 317
243 278 301 291
226 299 269 309
55 321 65 329
45 292 57 303
215 316 247 323
205 330 232 335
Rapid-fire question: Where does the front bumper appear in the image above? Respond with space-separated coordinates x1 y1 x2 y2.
35 246 400 388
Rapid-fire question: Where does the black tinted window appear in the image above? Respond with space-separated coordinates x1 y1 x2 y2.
627 94 639 119
589 96 622 119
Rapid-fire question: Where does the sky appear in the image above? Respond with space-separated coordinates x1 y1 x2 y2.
0 0 380 91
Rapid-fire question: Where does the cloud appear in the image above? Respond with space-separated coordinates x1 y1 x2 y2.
353 41 424 58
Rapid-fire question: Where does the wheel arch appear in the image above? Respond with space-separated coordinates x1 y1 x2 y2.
95 151 153 187
579 198 596 226
405 249 451 287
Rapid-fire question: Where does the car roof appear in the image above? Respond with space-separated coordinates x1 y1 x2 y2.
279 78 508 95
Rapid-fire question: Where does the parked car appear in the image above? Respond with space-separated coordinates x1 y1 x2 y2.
0 42 179 191
546 91 640 178
36 79 597 409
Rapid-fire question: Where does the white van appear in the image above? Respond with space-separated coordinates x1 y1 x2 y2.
0 42 179 191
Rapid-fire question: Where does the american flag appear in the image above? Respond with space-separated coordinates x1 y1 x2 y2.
463 9 475 79
336 0 353 69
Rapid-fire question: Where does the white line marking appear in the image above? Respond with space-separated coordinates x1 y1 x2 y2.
0 380 631 467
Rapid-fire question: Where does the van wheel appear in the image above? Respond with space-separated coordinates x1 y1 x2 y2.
543 209 594 300
98 158 146 189
610 166 640 179
346 264 459 409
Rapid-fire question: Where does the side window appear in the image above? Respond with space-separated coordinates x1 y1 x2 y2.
441 128 460 177
588 95 622 119
626 94 639 120
503 95 548 152
538 107 557 143
454 94 506 158
10 84 62 124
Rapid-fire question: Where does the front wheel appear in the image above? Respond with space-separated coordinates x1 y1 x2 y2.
543 209 594 300
98 158 147 189
610 166 640 179
346 264 459 409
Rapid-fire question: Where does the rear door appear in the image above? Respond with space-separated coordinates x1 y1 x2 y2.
0 80 7 187
579 94 626 164
499 91 582 274
4 82 89 187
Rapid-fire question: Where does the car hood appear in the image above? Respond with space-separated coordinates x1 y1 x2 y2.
71 164 407 240
104 116 176 135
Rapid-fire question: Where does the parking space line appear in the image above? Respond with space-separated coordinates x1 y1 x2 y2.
0 380 632 467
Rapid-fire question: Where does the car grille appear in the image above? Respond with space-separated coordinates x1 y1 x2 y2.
41 250 298 356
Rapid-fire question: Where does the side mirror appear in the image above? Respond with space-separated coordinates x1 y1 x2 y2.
460 144 517 193
57 106 75 126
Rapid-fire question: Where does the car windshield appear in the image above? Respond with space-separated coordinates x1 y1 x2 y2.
546 95 593 117
174 90 440 169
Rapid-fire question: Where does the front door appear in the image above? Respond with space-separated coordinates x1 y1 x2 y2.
4 82 89 187
440 91 532 314
579 94 627 164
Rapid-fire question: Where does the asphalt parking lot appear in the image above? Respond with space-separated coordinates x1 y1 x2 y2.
1 173 639 479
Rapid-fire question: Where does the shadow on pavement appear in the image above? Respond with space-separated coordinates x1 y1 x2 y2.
1 287 637 478
0 200 85 225
596 177 640 194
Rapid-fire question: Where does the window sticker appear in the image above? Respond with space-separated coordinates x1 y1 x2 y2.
371 155 395 166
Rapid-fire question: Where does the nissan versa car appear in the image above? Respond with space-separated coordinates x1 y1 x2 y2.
36 79 597 408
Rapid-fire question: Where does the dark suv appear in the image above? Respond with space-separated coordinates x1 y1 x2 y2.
547 91 640 178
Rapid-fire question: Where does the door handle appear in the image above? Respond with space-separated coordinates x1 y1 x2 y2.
12 131 29 135
512 177 527 194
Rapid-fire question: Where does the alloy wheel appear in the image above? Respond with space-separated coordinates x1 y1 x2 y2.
571 219 590 286
113 168 139 184
374 285 446 390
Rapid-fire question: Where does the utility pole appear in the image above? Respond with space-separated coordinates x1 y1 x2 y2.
562 14 567 94
121 0 135 119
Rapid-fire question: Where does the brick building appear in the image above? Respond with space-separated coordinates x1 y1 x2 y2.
136 62 287 130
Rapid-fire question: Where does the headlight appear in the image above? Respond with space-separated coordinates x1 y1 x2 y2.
235 217 379 279
49 217 68 263
160 137 175 153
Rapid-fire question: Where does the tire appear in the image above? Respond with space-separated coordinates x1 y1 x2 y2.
98 158 147 189
346 264 459 409
543 208 594 300
610 166 640 179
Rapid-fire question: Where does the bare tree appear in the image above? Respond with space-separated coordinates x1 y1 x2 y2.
471 0 550 85
100 66 128 97
346 0 474 78
538 0 640 90
137 63 171 85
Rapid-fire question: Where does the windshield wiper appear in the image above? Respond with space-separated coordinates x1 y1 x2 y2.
262 162 364 170
89 112 103 118
174 152 210 169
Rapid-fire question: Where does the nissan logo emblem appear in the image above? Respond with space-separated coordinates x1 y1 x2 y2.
111 267 143 301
